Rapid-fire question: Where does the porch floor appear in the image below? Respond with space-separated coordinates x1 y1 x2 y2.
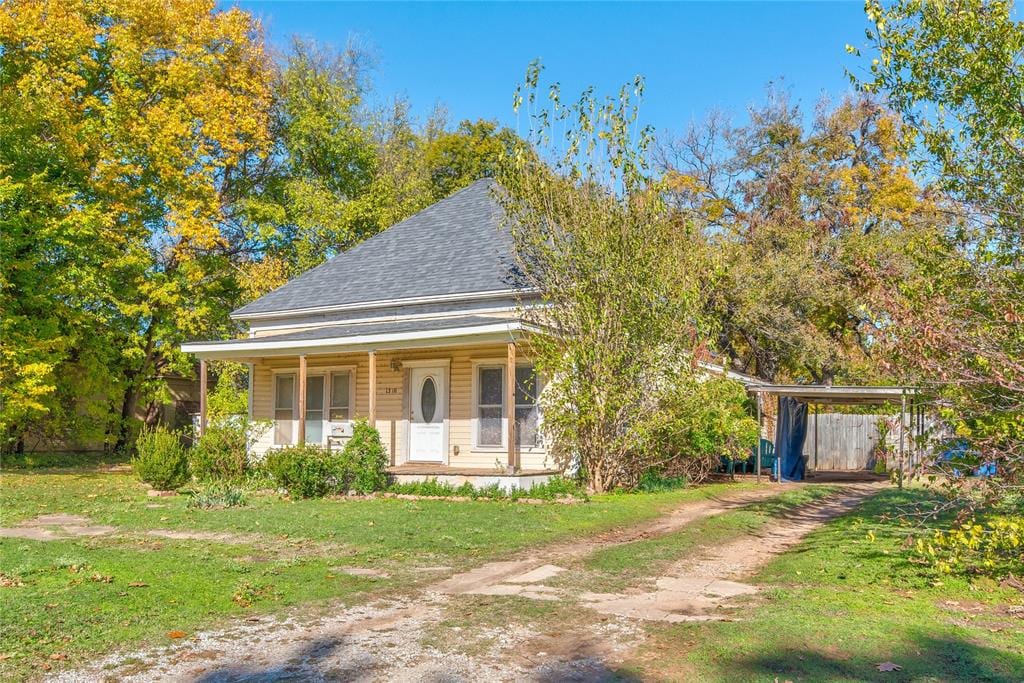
387 463 562 477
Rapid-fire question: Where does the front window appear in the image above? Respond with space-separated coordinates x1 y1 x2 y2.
305 375 325 444
475 364 538 447
515 366 539 447
276 370 351 446
477 367 504 446
274 374 295 445
329 371 351 421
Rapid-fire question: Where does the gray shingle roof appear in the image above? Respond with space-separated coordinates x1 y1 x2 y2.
233 179 526 318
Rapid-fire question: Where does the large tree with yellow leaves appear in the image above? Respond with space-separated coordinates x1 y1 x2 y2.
0 0 273 450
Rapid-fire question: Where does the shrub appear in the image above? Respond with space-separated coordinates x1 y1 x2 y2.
133 426 189 490
515 475 586 500
637 471 688 493
342 419 389 493
187 481 247 509
387 475 586 501
655 377 759 484
262 444 344 498
190 420 248 480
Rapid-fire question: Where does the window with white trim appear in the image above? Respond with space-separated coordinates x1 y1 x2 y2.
477 366 504 446
474 363 539 447
514 366 539 447
329 371 352 421
274 374 295 445
305 375 325 444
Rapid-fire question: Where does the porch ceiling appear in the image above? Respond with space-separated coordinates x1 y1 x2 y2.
181 315 534 360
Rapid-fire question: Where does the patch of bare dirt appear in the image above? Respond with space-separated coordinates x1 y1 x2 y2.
0 514 117 541
50 595 640 683
434 484 884 624
432 485 788 601
582 483 883 622
143 529 264 544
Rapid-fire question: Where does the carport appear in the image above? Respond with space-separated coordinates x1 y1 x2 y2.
745 384 925 486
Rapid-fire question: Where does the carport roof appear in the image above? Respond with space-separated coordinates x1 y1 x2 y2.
745 384 921 405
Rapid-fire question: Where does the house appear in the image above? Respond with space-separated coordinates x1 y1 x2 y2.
182 179 557 489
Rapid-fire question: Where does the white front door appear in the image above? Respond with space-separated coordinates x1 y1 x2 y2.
409 366 447 462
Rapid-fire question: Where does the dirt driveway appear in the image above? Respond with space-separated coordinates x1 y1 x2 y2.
51 483 882 682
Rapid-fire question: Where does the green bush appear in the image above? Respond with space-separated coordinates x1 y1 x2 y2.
262 444 344 498
133 426 190 490
187 481 247 509
637 470 688 492
342 419 389 494
190 420 248 481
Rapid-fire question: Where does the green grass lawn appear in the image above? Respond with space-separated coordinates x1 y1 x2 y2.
0 464 753 680
6 462 1019 682
625 488 1024 682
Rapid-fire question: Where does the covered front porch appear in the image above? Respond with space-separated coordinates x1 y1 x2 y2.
182 316 552 478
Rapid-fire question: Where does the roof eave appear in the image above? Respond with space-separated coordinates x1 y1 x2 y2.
230 287 539 322
182 320 541 360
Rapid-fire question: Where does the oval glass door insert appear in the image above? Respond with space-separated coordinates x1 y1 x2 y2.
420 377 437 423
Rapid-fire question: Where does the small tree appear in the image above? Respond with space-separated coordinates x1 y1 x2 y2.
498 63 713 492
856 0 1023 507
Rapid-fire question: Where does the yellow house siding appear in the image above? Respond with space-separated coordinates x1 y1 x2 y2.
247 342 554 472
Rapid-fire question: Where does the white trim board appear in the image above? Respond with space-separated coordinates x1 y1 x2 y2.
182 322 538 360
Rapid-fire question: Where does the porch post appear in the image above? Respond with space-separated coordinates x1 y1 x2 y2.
297 354 307 445
199 359 208 437
813 403 819 475
898 390 906 489
506 341 517 471
368 350 377 427
755 393 762 483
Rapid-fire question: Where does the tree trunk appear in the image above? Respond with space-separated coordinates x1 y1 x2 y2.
113 382 139 454
113 320 158 453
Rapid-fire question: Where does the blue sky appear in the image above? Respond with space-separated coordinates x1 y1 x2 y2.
232 1 875 135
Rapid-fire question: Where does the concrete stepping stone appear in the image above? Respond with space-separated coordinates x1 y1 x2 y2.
506 564 566 584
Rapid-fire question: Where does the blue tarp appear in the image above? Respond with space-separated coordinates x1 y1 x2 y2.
775 396 809 481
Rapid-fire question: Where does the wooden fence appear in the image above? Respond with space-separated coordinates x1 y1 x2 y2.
802 413 888 471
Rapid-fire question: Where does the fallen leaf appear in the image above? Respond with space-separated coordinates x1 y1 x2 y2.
167 630 187 639
127 582 149 588
877 662 902 672
49 653 66 660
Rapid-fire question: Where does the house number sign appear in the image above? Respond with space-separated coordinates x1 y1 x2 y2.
383 387 400 395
